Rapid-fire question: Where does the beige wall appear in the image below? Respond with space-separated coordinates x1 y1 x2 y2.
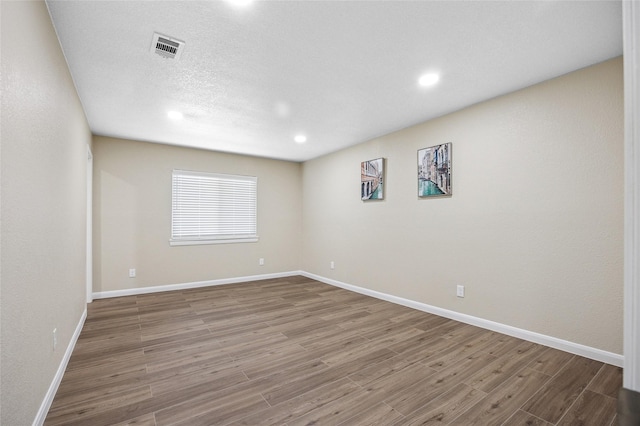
0 1 91 424
93 136 302 292
302 57 624 354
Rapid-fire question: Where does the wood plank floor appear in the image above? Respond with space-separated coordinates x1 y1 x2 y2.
45 276 621 425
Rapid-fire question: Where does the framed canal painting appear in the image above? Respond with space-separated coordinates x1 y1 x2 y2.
361 158 384 200
418 143 452 197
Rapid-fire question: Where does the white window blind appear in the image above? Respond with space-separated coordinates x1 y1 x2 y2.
171 170 258 245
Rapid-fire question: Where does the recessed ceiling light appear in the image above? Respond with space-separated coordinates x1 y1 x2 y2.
167 110 183 120
418 73 440 87
294 135 307 144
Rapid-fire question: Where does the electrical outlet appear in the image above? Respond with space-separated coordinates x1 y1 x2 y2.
53 328 57 351
456 285 465 298
129 268 136 278
259 258 264 266
330 261 335 270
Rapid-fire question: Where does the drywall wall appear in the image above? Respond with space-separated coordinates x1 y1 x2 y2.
0 1 91 424
302 57 624 354
93 136 302 292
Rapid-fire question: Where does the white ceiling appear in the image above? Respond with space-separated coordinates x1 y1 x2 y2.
46 0 622 162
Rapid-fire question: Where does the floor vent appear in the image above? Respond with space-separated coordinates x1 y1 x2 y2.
150 33 185 60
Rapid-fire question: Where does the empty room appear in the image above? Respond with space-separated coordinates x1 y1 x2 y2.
2 1 640 425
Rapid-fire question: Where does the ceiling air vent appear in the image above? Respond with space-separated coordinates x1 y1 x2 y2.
150 32 185 60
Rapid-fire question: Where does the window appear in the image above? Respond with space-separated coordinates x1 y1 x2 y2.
171 170 258 245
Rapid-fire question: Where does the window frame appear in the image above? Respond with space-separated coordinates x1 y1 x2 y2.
170 169 258 246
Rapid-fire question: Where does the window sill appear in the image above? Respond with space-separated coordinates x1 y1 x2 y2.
170 237 259 246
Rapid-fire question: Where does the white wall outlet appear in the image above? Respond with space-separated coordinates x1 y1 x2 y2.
330 261 335 270
129 268 136 278
259 258 264 266
456 285 465 298
53 328 57 351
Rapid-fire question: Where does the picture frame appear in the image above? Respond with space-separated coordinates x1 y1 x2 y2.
361 158 384 200
418 143 452 197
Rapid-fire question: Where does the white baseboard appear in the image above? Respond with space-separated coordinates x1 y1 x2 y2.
92 271 303 299
33 307 87 426
301 271 624 368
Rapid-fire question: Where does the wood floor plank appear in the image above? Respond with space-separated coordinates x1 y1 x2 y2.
156 391 269 426
425 330 503 371
503 409 552 425
465 340 547 393
348 355 413 387
215 329 290 354
49 375 152 412
77 323 142 341
230 378 361 426
84 306 139 322
334 313 395 333
137 302 192 318
45 385 153 425
337 401 405 425
149 362 248 396
297 332 369 359
139 323 210 342
392 336 455 364
54 362 148 398
146 355 244 395
72 333 142 354
359 320 426 346
388 329 452 355
522 356 603 423
287 388 401 426
587 363 623 398
72 359 326 425
262 309 315 327
237 357 332 400
138 328 212 352
387 309 434 324
319 339 397 368
449 367 550 425
484 334 528 358
112 412 157 426
363 358 438 398
410 314 459 332
202 314 267 334
294 297 341 314
279 317 340 339
384 352 497 415
397 382 487 425
557 390 617 426
238 344 319 380
261 358 371 406
144 345 230 374
138 313 203 330
65 347 146 371
527 346 575 377
319 307 371 323
82 314 141 331
142 332 221 359
45 276 622 426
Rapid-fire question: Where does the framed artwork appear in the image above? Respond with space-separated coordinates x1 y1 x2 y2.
418 143 452 197
361 158 384 200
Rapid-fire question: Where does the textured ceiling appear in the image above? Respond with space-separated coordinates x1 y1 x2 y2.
46 1 622 162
